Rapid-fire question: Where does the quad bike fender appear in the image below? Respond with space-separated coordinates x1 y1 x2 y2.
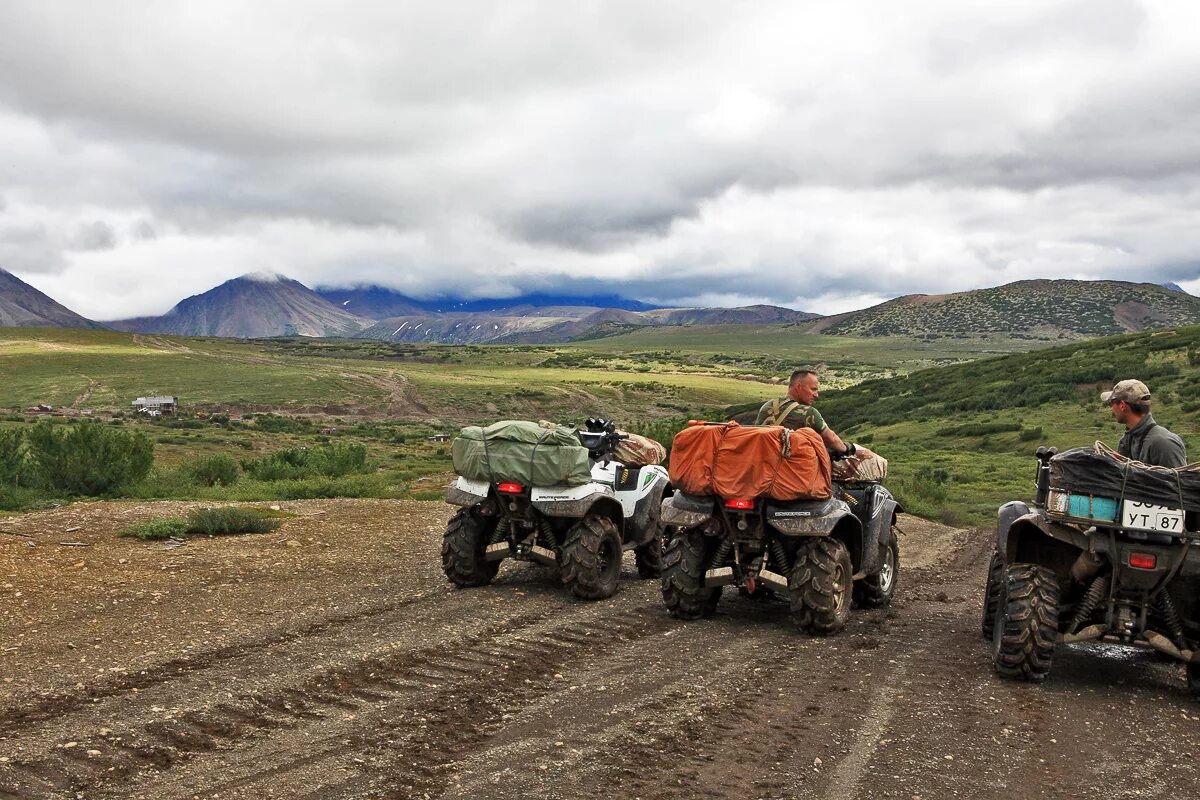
768 498 865 574
626 468 670 546
447 476 490 508
860 485 900 576
531 485 625 535
661 491 716 529
1000 507 1089 583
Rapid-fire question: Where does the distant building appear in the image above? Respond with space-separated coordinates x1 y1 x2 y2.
427 434 451 442
132 396 178 416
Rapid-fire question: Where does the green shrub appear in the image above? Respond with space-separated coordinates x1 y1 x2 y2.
187 454 240 487
1019 426 1044 442
120 517 189 540
25 421 153 495
241 443 369 480
186 506 280 535
0 428 25 486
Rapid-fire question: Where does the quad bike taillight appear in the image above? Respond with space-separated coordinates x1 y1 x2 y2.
496 482 524 494
1129 552 1157 570
724 498 754 510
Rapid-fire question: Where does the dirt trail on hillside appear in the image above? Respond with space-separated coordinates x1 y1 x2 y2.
2 501 1199 799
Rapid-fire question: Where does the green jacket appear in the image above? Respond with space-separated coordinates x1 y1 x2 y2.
1118 413 1187 468
754 396 828 433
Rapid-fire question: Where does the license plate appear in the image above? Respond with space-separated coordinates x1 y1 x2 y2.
1122 501 1185 533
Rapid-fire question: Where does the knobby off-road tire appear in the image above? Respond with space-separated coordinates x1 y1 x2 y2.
991 563 1060 681
662 530 720 620
854 533 900 609
790 537 854 635
441 508 501 588
981 550 1005 639
1187 663 1200 700
559 514 623 600
634 535 663 579
634 499 666 579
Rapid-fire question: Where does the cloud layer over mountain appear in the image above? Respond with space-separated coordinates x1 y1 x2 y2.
1 0 1199 319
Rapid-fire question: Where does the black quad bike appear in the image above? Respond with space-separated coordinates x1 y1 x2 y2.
443 419 670 600
985 446 1200 694
659 458 901 634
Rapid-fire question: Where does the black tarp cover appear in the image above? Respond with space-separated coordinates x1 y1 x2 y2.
1049 447 1200 512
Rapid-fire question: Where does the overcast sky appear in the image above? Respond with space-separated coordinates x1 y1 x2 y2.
2 1 1200 319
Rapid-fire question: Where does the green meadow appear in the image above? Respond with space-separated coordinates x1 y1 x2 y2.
3 324 1195 525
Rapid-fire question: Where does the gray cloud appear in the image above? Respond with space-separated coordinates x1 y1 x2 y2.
2 1 1200 318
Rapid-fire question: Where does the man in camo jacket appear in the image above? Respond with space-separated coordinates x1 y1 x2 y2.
755 368 855 458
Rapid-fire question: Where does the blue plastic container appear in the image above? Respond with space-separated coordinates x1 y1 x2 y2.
1067 493 1118 522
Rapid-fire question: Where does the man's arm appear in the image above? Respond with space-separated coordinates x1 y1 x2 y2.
820 426 849 454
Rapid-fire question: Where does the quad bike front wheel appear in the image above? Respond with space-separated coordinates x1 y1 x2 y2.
662 530 721 620
854 533 899 609
790 538 853 635
980 550 1005 639
441 508 501 588
559 514 623 600
991 563 1059 681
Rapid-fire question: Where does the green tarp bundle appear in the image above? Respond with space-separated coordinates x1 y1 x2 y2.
452 420 592 487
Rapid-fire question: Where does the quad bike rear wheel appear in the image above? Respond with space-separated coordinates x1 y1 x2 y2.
559 514 623 600
991 563 1059 681
442 508 501 588
662 530 721 620
790 538 853 635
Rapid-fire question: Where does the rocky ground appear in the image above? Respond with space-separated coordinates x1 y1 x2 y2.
2 499 1199 799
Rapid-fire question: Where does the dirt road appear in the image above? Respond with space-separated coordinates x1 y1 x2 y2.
2 500 1199 799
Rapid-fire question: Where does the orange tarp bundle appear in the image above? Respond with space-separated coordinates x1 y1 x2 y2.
668 421 832 501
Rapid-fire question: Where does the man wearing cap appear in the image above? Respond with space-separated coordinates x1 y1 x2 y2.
756 368 855 457
1102 379 1187 468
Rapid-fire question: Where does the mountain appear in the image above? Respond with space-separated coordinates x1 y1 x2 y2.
315 285 660 319
0 267 105 329
808 280 1200 339
356 304 818 344
109 272 369 338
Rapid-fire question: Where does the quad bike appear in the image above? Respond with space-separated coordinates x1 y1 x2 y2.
985 446 1200 694
659 449 901 634
443 419 669 600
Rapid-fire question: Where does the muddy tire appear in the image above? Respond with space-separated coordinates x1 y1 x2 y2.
991 563 1059 681
441 508 500 588
789 538 853 635
559 514 623 600
634 535 662 579
662 531 720 620
854 534 899 609
981 550 1005 639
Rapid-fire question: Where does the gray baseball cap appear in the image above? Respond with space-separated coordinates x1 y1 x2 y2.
1101 379 1151 405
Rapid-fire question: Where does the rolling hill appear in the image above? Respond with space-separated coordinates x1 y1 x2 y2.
0 267 105 329
809 279 1200 339
108 273 369 338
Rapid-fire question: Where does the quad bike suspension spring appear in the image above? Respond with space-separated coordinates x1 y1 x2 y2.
1069 575 1110 634
538 518 559 553
490 518 511 545
769 539 791 574
709 539 733 570
1154 590 1186 646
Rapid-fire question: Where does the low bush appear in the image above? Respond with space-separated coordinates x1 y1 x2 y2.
186 506 280 535
241 443 369 481
187 454 240 487
0 428 25 486
25 421 154 495
120 517 189 540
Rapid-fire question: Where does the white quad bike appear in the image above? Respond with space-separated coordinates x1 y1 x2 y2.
442 419 670 600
